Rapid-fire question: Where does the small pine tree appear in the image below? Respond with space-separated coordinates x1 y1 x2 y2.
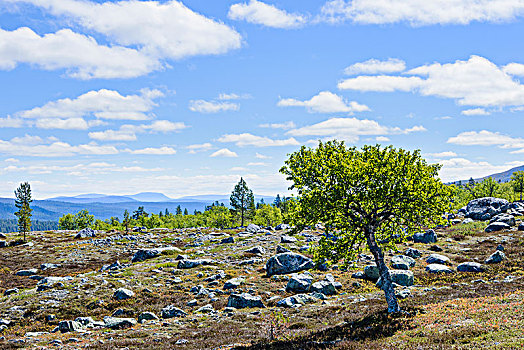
230 177 255 227
184 208 189 215
123 209 130 233
511 171 524 201
176 205 182 215
273 194 282 208
14 182 32 242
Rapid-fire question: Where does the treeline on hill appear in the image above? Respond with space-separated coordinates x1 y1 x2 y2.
0 219 58 233
58 195 292 231
452 170 524 209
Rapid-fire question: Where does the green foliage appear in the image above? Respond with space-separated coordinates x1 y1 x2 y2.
204 205 233 229
281 141 453 268
0 219 57 233
230 177 255 226
511 170 524 201
58 210 95 230
475 177 500 198
58 213 76 230
14 182 32 241
123 209 130 233
253 204 283 227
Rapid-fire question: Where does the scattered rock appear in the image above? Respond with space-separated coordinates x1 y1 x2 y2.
428 245 443 252
245 246 266 255
426 254 450 265
489 213 516 226
75 228 96 239
286 273 313 293
16 268 38 277
391 255 416 270
404 248 422 259
177 259 213 269
161 305 187 318
413 229 437 244
58 321 84 333
113 288 135 300
265 253 314 276
276 245 290 254
275 224 291 230
4 288 18 296
376 270 414 288
277 294 317 308
221 236 234 244
246 224 261 233
457 262 485 273
281 235 297 244
103 317 137 329
223 277 245 290
466 197 510 220
426 264 454 274
310 281 337 295
138 312 158 323
131 247 182 262
485 251 506 264
485 222 510 233
364 265 380 280
227 293 265 309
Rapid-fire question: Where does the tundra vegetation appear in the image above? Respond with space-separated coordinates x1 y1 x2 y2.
0 142 522 349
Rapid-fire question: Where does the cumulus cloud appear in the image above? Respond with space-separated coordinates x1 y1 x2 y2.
3 162 163 175
427 151 458 158
319 0 524 26
88 129 137 142
255 152 271 159
128 147 176 155
447 130 524 148
278 91 370 113
88 120 187 141
186 143 213 154
218 133 300 147
259 121 296 130
286 117 425 142
0 27 159 79
19 89 162 121
218 93 251 100
344 58 406 75
210 148 238 157
438 158 518 182
229 0 307 28
0 116 25 128
34 118 106 130
189 100 240 113
11 0 242 60
339 56 524 108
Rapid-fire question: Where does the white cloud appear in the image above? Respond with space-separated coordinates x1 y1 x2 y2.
189 100 240 113
218 93 251 100
286 117 425 141
461 108 490 116
229 0 307 28
375 136 390 142
15 0 242 61
339 56 524 108
0 27 159 79
0 116 25 128
210 148 238 157
186 143 213 154
140 120 187 133
247 162 268 166
438 158 517 182
128 147 176 155
4 158 19 163
34 118 106 130
338 75 424 92
255 152 271 159
319 0 524 26
88 129 137 141
3 162 163 175
503 63 524 76
230 166 248 171
344 58 406 75
259 121 296 130
19 89 162 121
278 91 370 113
427 151 458 158
0 136 119 157
447 130 524 148
218 133 300 147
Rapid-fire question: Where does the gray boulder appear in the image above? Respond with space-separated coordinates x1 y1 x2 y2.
161 305 187 318
4 288 18 296
103 317 136 329
277 294 318 308
426 264 454 274
138 312 158 323
426 254 450 265
223 277 245 290
376 270 414 288
489 213 516 226
227 293 265 309
413 229 437 244
221 236 234 244
177 259 212 269
286 273 313 293
281 235 297 243
310 281 337 295
519 223 524 231
245 246 266 255
113 288 135 300
131 247 181 262
364 264 380 280
16 268 38 277
485 222 510 233
58 320 84 333
265 253 314 276
391 255 416 270
75 228 96 239
246 224 261 233
275 224 291 230
466 197 510 220
457 262 485 272
485 250 506 264
404 248 422 259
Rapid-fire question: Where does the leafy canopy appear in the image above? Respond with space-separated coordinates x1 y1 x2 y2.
281 141 453 267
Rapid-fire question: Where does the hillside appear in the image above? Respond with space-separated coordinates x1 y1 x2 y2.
450 164 524 185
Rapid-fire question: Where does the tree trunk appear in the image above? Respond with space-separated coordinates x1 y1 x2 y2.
366 226 400 313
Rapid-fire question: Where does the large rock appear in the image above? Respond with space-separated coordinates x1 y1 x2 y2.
223 277 245 290
489 213 516 226
161 305 187 318
485 251 506 264
391 255 416 270
103 317 136 329
376 270 414 288
131 247 181 262
485 222 510 233
15 268 38 277
75 228 96 239
177 259 213 269
426 264 454 274
310 281 337 295
245 246 266 255
413 229 437 244
138 312 158 323
246 224 261 233
466 197 510 220
364 264 380 280
227 293 265 309
275 224 291 230
457 262 485 273
277 294 318 308
286 273 313 293
58 320 84 333
113 288 135 300
404 248 422 259
265 253 314 276
426 253 450 265
281 235 297 243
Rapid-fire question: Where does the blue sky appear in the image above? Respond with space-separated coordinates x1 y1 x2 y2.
1 0 524 199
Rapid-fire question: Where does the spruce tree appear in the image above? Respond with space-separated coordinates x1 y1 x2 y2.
230 177 255 227
14 182 32 242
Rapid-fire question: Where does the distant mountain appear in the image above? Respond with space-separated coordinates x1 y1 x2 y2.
49 195 137 204
176 194 276 204
450 164 524 185
128 192 173 202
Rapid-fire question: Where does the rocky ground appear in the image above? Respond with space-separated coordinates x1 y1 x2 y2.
0 203 523 349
